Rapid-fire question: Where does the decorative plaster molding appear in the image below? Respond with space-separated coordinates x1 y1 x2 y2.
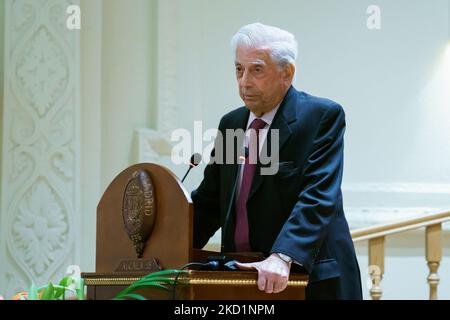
0 0 80 298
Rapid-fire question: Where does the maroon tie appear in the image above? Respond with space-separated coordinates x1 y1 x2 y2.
234 118 267 251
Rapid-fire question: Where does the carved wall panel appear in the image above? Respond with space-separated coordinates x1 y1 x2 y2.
0 0 80 298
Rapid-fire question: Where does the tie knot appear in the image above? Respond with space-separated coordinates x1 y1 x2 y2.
249 118 267 131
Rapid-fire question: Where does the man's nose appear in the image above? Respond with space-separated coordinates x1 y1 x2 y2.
239 70 253 87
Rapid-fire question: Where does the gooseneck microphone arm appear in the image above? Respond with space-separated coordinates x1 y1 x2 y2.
181 153 202 183
203 148 248 271
181 166 193 183
220 146 249 256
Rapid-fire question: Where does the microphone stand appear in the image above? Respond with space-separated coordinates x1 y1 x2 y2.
207 147 248 271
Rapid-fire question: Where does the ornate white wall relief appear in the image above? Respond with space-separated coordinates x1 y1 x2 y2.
0 0 80 298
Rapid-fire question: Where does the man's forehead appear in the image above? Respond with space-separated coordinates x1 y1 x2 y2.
235 58 266 65
235 46 272 65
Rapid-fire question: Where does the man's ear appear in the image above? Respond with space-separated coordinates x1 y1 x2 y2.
283 63 295 84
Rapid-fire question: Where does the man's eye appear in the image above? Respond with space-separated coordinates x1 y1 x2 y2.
255 67 263 73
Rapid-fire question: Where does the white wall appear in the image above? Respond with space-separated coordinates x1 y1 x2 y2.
100 0 156 191
79 0 159 271
160 0 450 216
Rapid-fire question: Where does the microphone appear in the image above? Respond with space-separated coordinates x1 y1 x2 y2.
181 153 202 183
205 147 249 271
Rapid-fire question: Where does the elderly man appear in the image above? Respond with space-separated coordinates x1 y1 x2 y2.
192 23 362 299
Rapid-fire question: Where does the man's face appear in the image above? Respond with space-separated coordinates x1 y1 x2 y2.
235 46 293 116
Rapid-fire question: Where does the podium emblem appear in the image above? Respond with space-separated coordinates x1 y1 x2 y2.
122 170 156 257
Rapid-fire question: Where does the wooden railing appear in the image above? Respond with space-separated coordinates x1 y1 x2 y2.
351 210 450 300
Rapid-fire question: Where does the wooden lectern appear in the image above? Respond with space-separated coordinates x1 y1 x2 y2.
82 163 308 300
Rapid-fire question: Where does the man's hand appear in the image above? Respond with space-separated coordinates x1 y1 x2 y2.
234 253 291 294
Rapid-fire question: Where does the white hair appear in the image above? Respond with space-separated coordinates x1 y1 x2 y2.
230 22 298 68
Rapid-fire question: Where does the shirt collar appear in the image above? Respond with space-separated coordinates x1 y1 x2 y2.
246 103 281 129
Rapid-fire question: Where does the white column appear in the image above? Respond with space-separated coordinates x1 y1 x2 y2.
156 0 180 133
0 0 81 297
100 0 154 191
79 0 102 272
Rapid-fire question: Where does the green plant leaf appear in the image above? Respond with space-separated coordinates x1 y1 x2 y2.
40 282 55 300
141 269 186 279
59 276 72 288
75 278 85 300
135 276 177 284
34 277 78 300
53 287 64 300
113 269 185 300
42 284 76 300
116 281 170 298
122 278 174 290
28 282 39 300
126 281 169 292
58 276 73 300
116 293 147 300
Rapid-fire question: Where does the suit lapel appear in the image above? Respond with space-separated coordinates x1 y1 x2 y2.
248 86 298 200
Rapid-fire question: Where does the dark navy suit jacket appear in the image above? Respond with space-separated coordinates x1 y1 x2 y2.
192 86 362 299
